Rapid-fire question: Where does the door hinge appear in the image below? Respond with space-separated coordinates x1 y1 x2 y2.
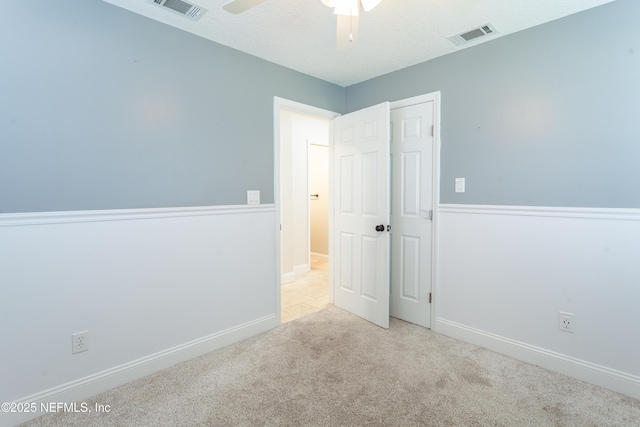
429 210 433 221
430 125 434 136
429 292 432 304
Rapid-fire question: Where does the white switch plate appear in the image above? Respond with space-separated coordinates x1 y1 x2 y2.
247 190 260 205
455 178 466 193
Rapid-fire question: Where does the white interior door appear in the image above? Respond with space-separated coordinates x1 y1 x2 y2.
390 101 434 327
333 102 391 329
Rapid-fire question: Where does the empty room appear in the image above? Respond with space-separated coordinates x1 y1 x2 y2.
1 0 639 425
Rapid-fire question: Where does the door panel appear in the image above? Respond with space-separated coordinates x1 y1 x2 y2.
361 236 379 301
402 152 421 216
339 232 354 291
362 152 379 215
401 235 421 301
390 102 434 328
333 102 390 329
339 156 355 213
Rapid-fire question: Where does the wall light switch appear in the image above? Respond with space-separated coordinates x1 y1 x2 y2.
247 190 260 205
455 178 466 193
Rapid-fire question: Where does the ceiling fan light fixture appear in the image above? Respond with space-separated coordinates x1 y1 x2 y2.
360 0 381 12
320 0 381 49
333 0 359 16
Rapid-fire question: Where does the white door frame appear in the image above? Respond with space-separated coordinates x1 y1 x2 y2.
274 92 441 328
273 97 340 324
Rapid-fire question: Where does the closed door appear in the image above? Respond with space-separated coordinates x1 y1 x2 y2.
390 101 434 328
333 102 391 329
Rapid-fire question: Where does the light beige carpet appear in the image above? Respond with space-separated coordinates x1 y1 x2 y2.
23 306 640 426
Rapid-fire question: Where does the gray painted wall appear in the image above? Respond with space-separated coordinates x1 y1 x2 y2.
4 0 639 213
346 0 640 208
0 0 344 213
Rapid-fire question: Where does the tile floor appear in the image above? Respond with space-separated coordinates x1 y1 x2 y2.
281 254 330 323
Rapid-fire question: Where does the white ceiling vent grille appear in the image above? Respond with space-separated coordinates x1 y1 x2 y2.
151 0 207 21
448 23 497 46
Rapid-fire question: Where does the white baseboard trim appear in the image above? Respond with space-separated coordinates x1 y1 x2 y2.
434 318 640 400
2 315 277 427
310 252 328 258
281 272 296 285
293 264 309 276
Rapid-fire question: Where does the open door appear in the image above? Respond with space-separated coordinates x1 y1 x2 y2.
332 102 391 328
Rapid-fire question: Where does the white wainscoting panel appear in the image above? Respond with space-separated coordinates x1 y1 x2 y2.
0 205 277 426
434 204 640 399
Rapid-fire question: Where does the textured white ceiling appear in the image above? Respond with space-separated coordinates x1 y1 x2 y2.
103 0 615 86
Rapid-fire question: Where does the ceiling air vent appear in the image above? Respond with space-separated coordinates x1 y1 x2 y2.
448 23 497 46
151 0 207 21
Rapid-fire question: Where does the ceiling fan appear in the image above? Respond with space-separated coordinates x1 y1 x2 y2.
222 0 479 49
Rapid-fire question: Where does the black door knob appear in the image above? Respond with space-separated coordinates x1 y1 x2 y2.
375 224 385 232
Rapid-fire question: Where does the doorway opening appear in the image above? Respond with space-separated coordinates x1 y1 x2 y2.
281 142 330 323
275 99 339 323
274 93 440 329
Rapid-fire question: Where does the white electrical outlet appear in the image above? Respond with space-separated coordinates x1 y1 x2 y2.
72 331 89 354
455 177 466 193
558 312 574 333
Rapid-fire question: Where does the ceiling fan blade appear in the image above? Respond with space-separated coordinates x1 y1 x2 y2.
222 0 266 14
429 0 479 14
336 13 359 50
